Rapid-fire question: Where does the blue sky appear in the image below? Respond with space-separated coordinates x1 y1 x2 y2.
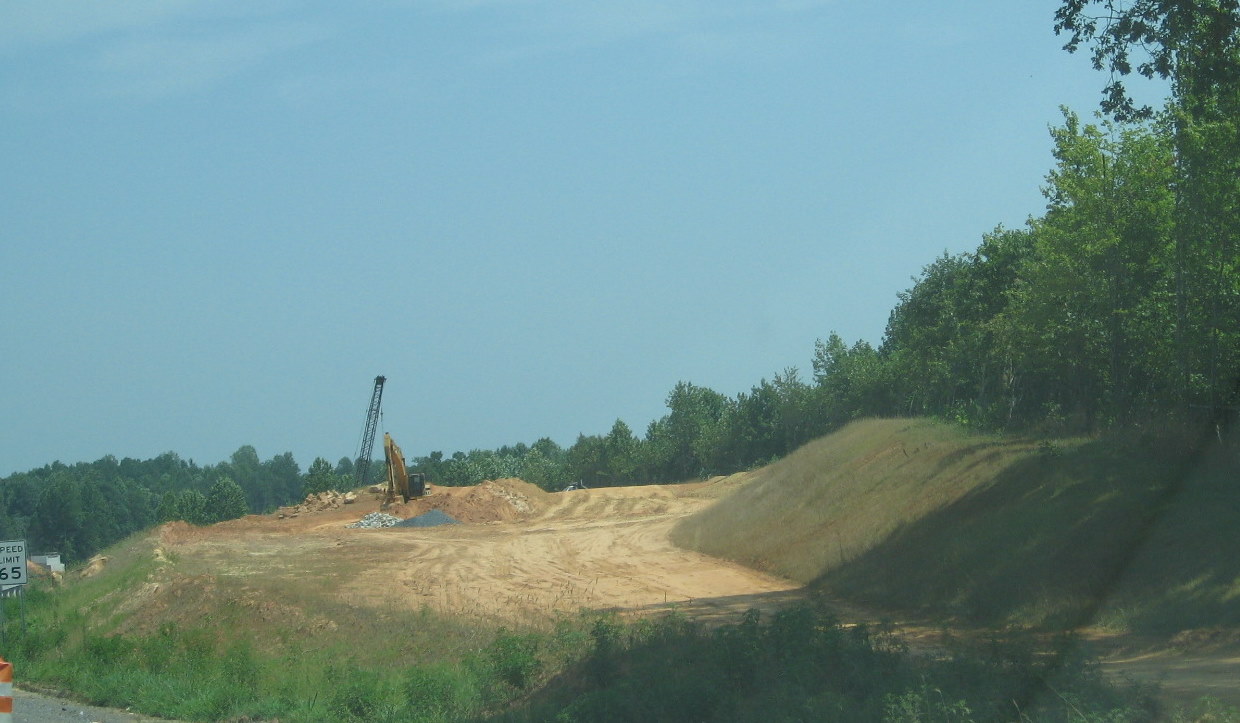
0 1 1166 476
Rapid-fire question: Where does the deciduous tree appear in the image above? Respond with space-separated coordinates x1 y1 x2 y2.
206 476 249 523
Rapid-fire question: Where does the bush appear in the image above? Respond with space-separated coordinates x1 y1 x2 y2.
488 630 542 690
883 682 975 723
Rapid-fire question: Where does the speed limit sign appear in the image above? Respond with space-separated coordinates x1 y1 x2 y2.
0 541 27 585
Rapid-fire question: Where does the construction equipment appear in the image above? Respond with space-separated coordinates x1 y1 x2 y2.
355 376 386 488
384 432 426 504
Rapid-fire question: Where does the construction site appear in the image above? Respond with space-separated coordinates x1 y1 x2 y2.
100 375 800 633
14 377 1234 721
145 473 795 628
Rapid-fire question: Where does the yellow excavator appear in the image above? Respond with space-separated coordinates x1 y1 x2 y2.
384 432 427 504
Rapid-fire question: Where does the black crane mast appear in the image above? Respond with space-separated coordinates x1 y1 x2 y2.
355 375 386 488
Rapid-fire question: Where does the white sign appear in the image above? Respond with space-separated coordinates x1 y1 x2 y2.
0 540 27 586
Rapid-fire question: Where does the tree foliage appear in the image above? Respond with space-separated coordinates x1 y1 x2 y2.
1056 0 1240 415
1 448 305 563
205 476 250 523
303 457 337 496
1055 0 1240 120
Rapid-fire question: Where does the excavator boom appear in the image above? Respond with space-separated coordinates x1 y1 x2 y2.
384 432 410 503
384 432 427 504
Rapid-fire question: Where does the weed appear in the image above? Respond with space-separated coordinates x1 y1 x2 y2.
883 680 975 722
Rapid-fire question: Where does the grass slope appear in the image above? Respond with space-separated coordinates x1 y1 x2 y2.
671 418 1042 586
672 417 1239 633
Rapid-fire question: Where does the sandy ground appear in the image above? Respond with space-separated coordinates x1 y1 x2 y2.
154 479 800 628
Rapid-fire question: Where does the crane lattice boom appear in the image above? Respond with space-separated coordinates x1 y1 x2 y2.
355 375 386 488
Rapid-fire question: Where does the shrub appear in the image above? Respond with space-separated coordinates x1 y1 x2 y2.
488 630 543 690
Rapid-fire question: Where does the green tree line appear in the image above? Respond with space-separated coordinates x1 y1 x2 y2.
0 448 325 563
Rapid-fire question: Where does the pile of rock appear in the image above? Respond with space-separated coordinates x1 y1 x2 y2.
278 490 358 518
345 512 403 529
480 480 533 515
395 509 460 528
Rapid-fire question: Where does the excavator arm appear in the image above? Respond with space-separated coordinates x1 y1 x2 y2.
384 432 411 503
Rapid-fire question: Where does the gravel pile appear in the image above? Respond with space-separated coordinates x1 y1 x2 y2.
396 509 461 528
346 512 403 529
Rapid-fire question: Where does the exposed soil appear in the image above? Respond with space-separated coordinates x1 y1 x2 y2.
151 479 798 630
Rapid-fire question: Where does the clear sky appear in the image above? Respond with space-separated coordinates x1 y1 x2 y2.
0 1 1165 476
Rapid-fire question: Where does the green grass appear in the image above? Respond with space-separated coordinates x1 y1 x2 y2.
2 580 571 722
1098 438 1240 633
5 586 1167 722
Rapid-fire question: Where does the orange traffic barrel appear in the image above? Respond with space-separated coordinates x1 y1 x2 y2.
0 656 11 722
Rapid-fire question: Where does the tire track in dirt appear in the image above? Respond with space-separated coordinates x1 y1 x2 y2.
329 485 799 626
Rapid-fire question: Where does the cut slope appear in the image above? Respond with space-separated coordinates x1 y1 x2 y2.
672 417 1239 635
671 418 1036 584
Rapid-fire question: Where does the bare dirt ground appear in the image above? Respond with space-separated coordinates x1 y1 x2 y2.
145 478 1237 710
152 478 799 630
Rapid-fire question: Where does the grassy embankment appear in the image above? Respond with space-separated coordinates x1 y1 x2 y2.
2 529 512 721
672 417 1240 634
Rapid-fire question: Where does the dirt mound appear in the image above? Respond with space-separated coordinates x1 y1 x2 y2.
461 478 543 519
386 478 548 524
